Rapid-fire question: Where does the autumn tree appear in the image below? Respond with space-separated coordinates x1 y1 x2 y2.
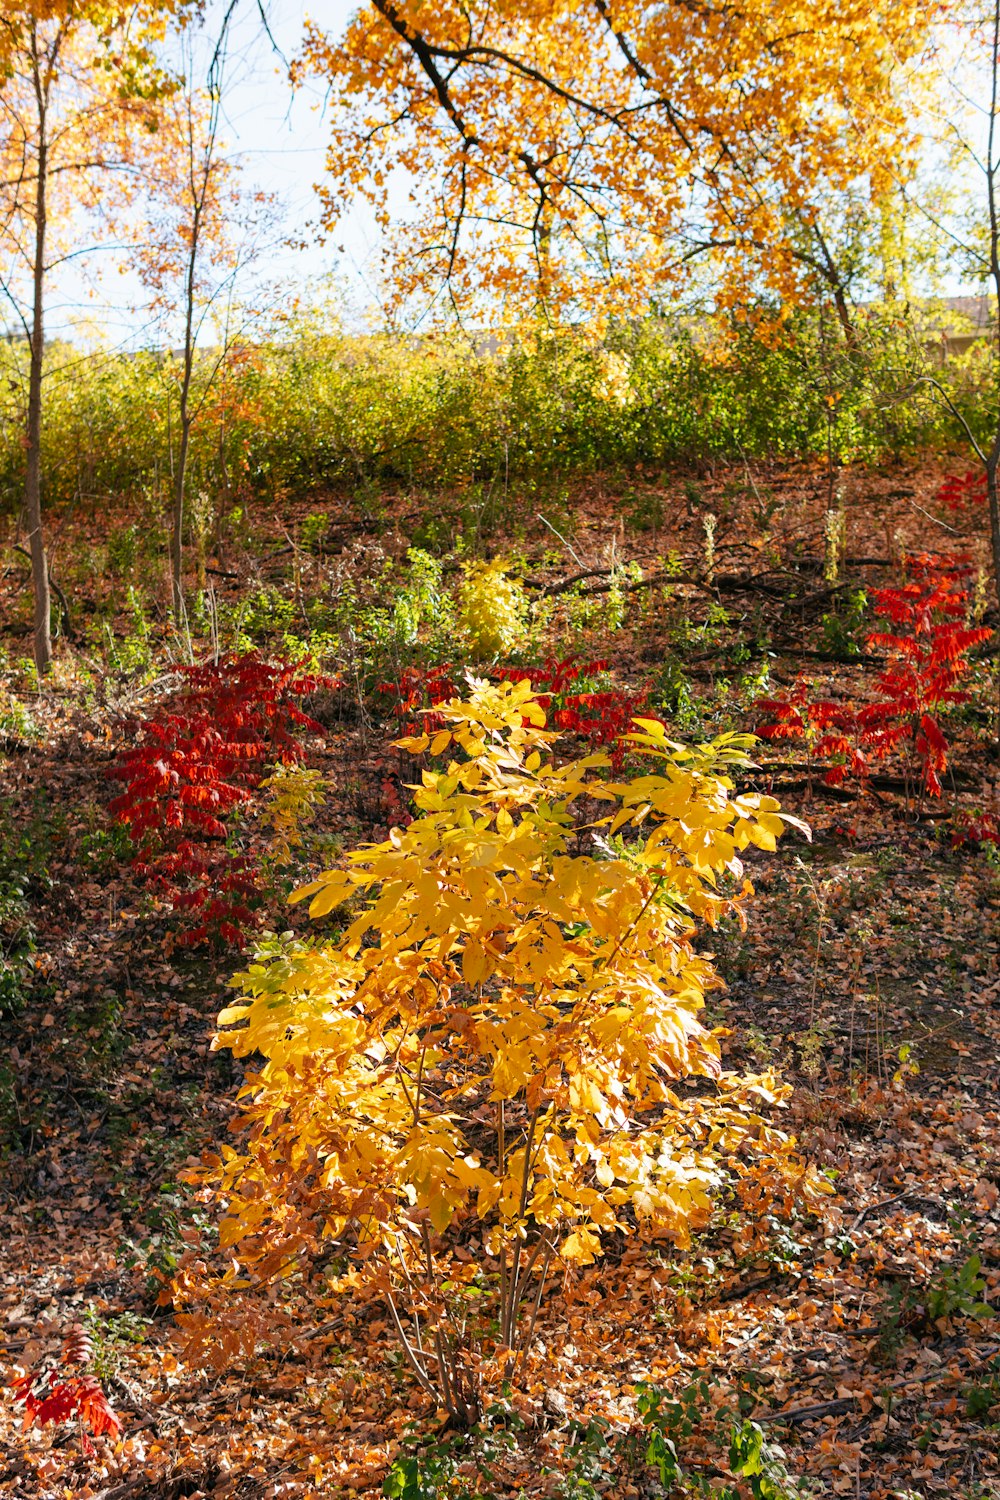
904 0 1000 611
200 680 824 1422
0 1 176 674
297 0 936 329
129 16 278 628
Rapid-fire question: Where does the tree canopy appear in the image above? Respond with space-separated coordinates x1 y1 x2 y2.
300 0 937 323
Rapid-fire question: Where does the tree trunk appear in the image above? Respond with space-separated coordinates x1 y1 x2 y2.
830 283 857 350
26 40 51 675
987 0 1000 618
171 176 202 627
809 220 857 350
171 411 190 623
986 455 1000 617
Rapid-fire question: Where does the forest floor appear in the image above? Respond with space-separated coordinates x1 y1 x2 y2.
0 455 998 1500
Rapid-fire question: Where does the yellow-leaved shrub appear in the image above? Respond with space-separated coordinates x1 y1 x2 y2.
456 558 527 658
260 762 326 866
208 679 824 1421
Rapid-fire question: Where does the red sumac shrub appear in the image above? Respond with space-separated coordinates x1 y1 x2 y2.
377 663 458 736
756 555 992 797
11 1372 121 1456
937 470 987 512
950 809 1000 848
11 1324 121 1458
382 657 659 771
110 652 331 945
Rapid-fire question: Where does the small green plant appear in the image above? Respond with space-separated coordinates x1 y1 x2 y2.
67 988 126 1074
326 548 456 695
728 1421 805 1500
742 1026 775 1066
0 876 34 1018
925 1254 993 1324
382 1405 520 1499
354 475 386 530
300 510 330 553
603 559 642 634
0 687 37 741
394 548 453 647
0 793 57 1017
14 656 39 692
382 1455 439 1500
631 1381 808 1497
190 589 209 637
103 585 154 679
794 1025 829 1084
457 479 505 546
667 600 730 655
752 485 781 533
223 504 245 545
634 1379 707 1487
229 585 297 646
122 1180 215 1297
0 1058 20 1151
650 653 696 725
79 820 133 873
81 1308 151 1383
411 510 457 555
821 588 867 656
626 489 665 532
879 1254 993 1357
563 1416 626 1498
964 1356 1000 1424
107 522 141 580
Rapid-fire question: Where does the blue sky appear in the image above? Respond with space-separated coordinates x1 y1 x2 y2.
59 0 384 345
210 0 375 294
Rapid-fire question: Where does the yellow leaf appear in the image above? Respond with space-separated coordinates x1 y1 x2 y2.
462 940 487 987
561 1226 601 1264
291 868 354 910
428 1192 455 1234
306 876 355 918
217 1004 249 1027
218 1215 244 1249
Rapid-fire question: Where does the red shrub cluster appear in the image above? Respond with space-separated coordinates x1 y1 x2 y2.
11 1324 120 1457
110 653 329 945
11 1371 120 1456
756 555 992 797
494 658 654 769
377 663 458 736
380 658 657 770
492 657 609 696
937 470 987 512
950 810 1000 849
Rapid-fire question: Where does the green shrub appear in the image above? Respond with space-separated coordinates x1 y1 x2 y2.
0 308 973 526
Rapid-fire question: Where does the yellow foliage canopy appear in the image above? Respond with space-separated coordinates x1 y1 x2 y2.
298 0 939 322
209 680 825 1401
